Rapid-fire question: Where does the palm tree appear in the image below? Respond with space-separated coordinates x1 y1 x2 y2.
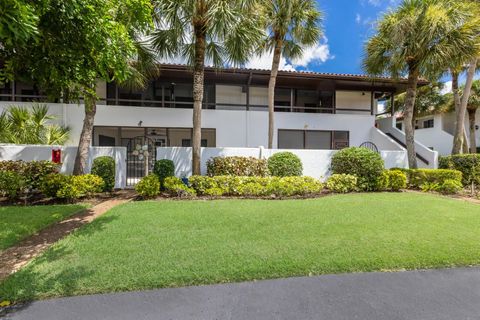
467 80 480 153
151 0 263 174
0 104 71 145
364 0 480 168
258 0 322 148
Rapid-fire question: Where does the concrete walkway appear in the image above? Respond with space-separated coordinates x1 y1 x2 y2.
3 267 480 320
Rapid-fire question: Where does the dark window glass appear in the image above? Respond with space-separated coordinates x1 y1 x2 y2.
278 130 304 149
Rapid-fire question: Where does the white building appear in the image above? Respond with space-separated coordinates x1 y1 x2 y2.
0 64 438 185
389 110 480 156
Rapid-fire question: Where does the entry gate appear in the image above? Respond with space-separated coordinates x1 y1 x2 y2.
124 136 156 187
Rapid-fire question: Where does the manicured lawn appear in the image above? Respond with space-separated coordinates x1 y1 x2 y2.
1 193 480 301
0 204 87 252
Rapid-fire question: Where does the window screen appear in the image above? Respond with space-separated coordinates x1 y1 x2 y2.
305 131 331 149
278 130 304 149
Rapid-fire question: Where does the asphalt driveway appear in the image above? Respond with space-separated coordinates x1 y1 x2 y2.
3 267 480 320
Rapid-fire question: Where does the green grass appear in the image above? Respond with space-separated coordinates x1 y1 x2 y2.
0 204 87 251
1 193 480 301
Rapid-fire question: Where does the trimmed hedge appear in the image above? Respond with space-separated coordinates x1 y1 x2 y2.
378 170 407 192
187 176 323 197
135 174 160 199
268 152 303 177
398 168 463 189
206 156 269 177
164 177 196 197
331 147 384 191
91 156 115 192
0 160 59 190
56 174 104 200
153 159 175 189
439 154 480 186
326 174 358 193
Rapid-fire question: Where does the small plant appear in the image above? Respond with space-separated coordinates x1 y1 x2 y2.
164 177 196 197
438 179 463 195
74 174 105 197
135 174 161 199
0 170 25 200
405 169 463 189
268 152 303 177
40 173 71 198
420 182 440 193
153 160 175 189
331 147 384 191
206 156 269 177
378 170 407 192
91 156 115 192
326 174 358 193
56 182 81 201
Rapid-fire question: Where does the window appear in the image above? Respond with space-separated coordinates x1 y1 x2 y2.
396 122 403 130
423 119 434 129
181 139 208 147
278 129 349 150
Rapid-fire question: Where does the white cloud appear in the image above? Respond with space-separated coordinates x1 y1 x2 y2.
244 52 295 71
441 81 453 95
355 13 362 24
291 40 333 68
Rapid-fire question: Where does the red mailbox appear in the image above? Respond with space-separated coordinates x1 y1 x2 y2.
52 149 62 164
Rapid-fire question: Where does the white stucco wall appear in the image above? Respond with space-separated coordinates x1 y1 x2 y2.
0 145 126 188
157 147 408 179
1 102 386 150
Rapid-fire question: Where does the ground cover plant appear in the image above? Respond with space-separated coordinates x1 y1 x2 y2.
2 193 480 301
0 204 87 251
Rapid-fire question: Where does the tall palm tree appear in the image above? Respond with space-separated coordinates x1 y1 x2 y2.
467 80 480 153
364 0 480 168
258 0 322 149
151 0 263 175
0 104 71 145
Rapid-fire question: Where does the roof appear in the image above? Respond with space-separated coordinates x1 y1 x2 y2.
159 63 429 86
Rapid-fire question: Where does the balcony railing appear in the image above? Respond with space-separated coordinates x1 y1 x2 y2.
0 95 372 115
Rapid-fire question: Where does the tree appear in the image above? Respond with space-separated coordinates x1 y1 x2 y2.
0 104 70 145
387 82 449 125
467 80 480 153
151 0 263 175
258 0 322 148
8 0 154 174
364 0 480 168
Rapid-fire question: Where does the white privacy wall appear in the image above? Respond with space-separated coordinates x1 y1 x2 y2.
157 147 408 180
0 145 127 188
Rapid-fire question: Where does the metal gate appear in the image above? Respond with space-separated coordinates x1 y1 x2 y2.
124 136 156 187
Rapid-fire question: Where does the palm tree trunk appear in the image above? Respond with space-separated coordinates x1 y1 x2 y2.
73 91 97 175
404 67 419 169
267 39 283 149
452 70 465 154
468 108 477 153
191 18 206 175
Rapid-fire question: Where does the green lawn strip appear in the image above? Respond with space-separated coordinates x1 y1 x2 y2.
1 193 480 301
0 204 88 251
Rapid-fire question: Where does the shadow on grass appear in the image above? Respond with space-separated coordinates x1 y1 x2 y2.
0 214 120 305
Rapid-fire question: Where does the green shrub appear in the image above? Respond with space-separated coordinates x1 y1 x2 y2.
74 174 105 197
153 159 175 189
187 175 322 197
378 170 407 192
91 156 115 192
266 176 323 197
404 169 463 189
438 179 463 195
420 182 440 193
268 152 303 177
135 174 160 199
164 177 196 197
206 156 269 177
439 154 480 186
0 160 59 190
331 147 384 191
40 173 71 198
0 170 25 200
56 174 104 200
326 174 358 193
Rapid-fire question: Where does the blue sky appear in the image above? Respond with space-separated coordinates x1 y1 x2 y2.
245 0 400 74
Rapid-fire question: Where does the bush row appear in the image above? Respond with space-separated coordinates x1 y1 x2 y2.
0 160 59 190
439 154 480 186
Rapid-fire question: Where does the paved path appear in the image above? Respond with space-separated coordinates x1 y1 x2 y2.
0 191 134 281
3 267 480 320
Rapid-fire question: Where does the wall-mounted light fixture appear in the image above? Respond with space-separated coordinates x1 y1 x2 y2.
138 121 143 127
